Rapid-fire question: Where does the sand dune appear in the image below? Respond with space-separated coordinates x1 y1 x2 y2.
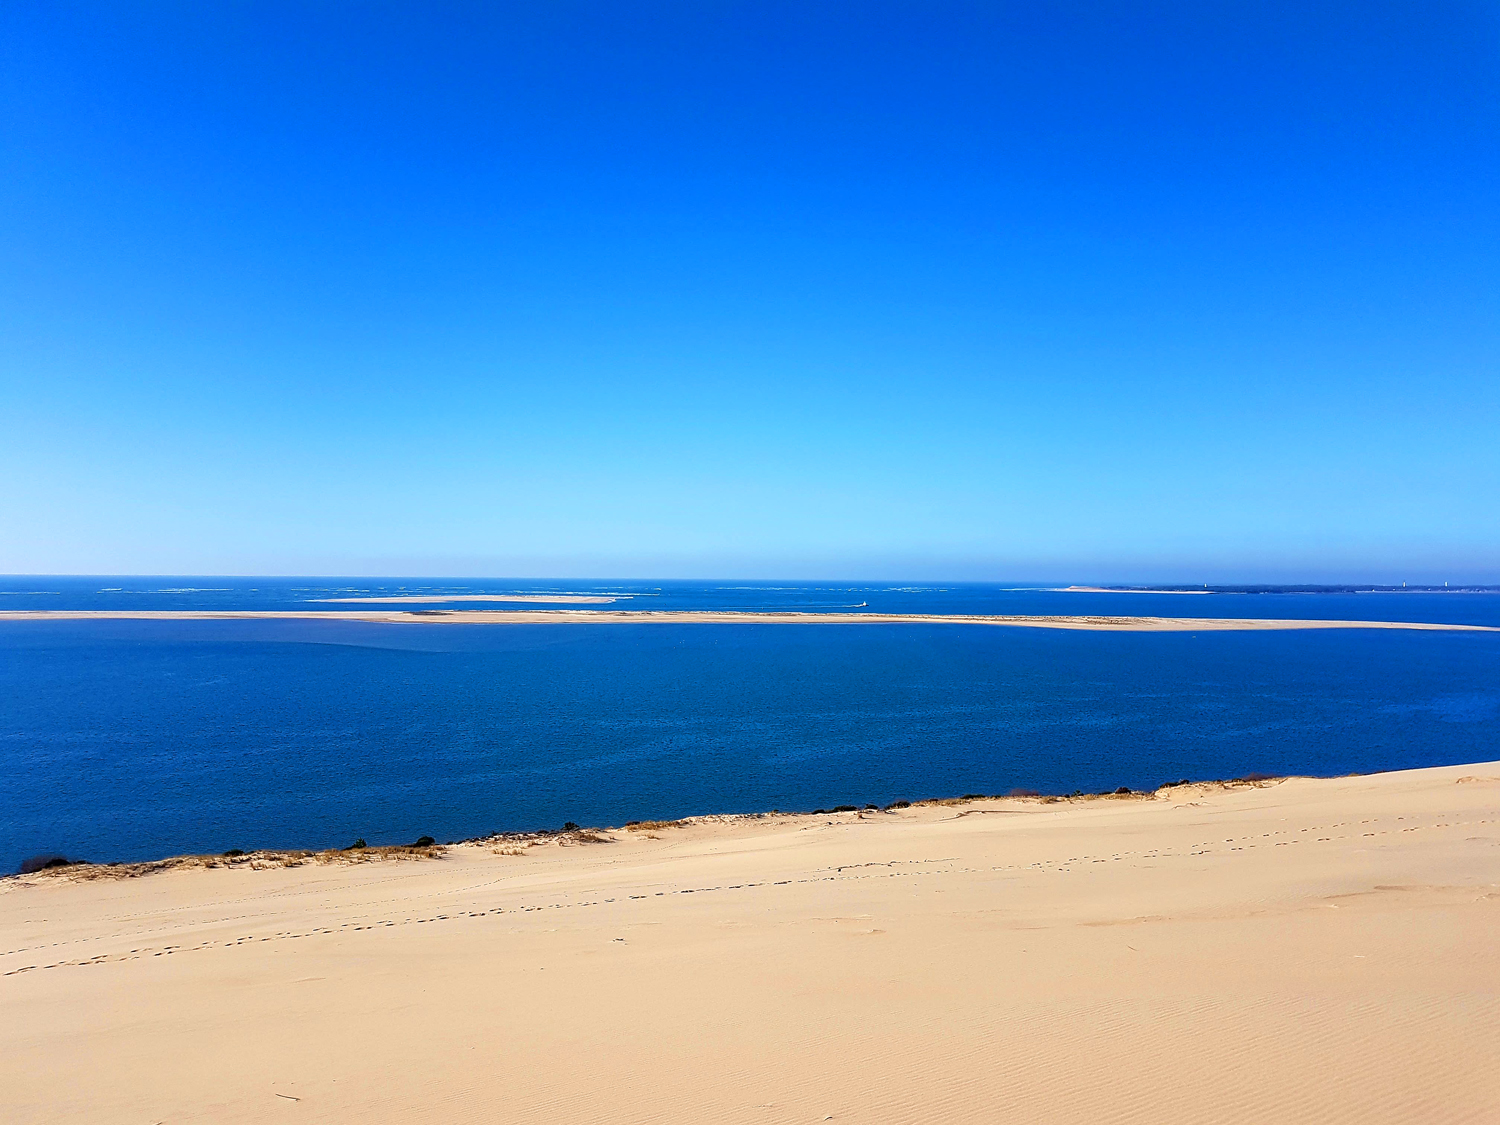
3 762 1497 1123
1 608 1495 630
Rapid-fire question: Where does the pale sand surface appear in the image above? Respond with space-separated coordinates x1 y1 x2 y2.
1060 586 1212 594
310 595 621 604
3 763 1498 1124
1 609 1494 630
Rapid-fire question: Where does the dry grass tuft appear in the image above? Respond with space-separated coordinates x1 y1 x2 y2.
1156 776 1286 795
624 819 687 832
15 843 446 884
567 829 613 844
315 844 443 864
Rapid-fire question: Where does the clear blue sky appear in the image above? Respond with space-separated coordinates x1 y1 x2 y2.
3 3 1497 581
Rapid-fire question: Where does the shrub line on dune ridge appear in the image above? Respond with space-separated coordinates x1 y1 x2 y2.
7 773 1306 882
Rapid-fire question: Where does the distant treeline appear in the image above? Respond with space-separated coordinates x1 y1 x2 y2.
1107 585 1500 594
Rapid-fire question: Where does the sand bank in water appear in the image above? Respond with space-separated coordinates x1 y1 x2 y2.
0 608 1494 630
4 762 1498 1123
309 594 621 604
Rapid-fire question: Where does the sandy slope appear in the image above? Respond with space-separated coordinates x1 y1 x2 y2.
1 608 1495 630
3 763 1498 1124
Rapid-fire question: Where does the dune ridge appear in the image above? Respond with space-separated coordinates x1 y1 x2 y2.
3 761 1497 1123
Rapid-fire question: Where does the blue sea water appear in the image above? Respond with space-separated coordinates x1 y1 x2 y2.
2 579 1498 870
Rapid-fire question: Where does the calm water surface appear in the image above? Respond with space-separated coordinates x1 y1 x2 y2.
2 579 1497 868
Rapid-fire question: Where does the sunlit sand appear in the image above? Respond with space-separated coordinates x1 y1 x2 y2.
4 762 1497 1123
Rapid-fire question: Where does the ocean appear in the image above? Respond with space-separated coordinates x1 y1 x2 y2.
2 578 1498 869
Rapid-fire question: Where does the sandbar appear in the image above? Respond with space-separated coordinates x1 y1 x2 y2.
0 608 1494 631
310 594 622 604
1060 585 1211 593
3 761 1497 1123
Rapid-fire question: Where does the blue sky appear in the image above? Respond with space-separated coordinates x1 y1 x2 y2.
2 2 1497 580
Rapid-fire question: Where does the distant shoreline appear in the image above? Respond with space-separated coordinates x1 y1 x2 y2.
1058 584 1500 594
1059 586 1212 594
309 594 622 604
0 609 1495 631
